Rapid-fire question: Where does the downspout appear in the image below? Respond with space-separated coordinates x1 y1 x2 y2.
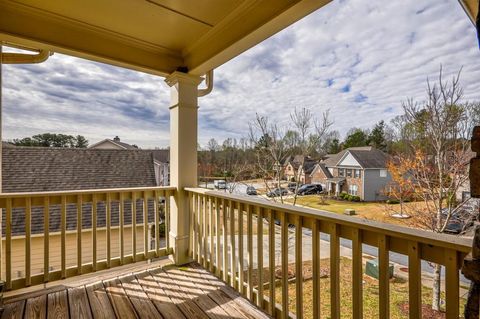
198 70 213 97
1 49 52 64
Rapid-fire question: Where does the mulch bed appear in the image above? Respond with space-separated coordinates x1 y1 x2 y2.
398 303 446 319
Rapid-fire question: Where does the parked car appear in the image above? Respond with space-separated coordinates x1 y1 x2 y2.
296 184 323 195
246 186 257 195
213 180 226 189
440 207 476 234
287 182 299 192
267 188 288 198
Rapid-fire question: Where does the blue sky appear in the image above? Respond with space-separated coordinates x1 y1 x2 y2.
3 0 480 148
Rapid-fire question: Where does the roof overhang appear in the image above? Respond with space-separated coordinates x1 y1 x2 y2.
458 0 478 25
0 0 331 77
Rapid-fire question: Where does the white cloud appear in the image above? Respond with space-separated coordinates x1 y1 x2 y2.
2 0 480 147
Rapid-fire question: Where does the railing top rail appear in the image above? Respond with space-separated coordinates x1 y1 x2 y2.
0 186 176 198
185 187 472 253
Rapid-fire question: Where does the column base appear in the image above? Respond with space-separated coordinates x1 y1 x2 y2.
168 231 192 265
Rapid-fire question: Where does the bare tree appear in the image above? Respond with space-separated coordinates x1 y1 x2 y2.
290 108 332 205
398 66 477 310
249 114 289 203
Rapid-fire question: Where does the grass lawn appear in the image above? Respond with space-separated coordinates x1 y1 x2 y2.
288 195 423 227
260 258 462 319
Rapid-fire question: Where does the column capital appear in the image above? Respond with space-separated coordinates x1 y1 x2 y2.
165 71 203 87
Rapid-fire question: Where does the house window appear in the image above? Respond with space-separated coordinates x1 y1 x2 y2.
354 169 361 178
349 185 358 196
346 169 352 177
338 168 345 177
380 169 387 177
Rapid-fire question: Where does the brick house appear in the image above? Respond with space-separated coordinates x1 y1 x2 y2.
310 146 391 201
283 155 317 184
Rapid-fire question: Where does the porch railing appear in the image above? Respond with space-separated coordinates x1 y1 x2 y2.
185 187 472 319
0 186 175 290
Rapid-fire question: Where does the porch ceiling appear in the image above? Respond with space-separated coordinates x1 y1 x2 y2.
459 0 478 25
0 0 331 76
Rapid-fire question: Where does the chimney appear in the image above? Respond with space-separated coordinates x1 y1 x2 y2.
113 136 120 142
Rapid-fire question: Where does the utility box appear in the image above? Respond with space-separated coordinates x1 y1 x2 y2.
365 258 394 279
344 209 356 215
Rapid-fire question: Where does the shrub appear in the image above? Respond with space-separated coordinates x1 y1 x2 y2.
340 192 348 199
386 199 400 204
351 196 361 202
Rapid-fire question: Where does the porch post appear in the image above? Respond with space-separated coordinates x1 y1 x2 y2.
166 71 203 265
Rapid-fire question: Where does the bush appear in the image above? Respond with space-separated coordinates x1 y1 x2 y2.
386 199 400 204
351 196 361 202
339 192 348 199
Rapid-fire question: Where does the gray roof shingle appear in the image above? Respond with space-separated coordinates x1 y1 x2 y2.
2 147 157 192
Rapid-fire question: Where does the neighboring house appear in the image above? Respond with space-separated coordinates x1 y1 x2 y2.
89 137 169 186
88 136 139 150
310 146 391 201
283 155 317 183
1 147 166 277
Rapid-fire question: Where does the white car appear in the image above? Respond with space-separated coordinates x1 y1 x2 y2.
213 180 227 189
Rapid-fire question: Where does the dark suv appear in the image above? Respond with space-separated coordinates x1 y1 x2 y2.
296 184 323 196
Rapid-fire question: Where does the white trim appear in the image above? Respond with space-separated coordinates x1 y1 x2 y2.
88 139 128 149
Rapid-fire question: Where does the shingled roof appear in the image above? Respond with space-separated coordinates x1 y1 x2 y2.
323 146 387 169
2 147 157 193
2 147 163 236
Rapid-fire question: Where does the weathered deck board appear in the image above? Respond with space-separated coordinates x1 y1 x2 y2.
67 287 93 319
118 274 162 319
103 278 138 319
1 264 271 319
47 290 69 319
149 268 209 319
1 299 25 319
85 282 116 319
24 294 47 319
191 263 270 319
135 272 186 319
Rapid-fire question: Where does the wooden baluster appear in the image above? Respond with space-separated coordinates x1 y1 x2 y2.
247 204 253 301
202 194 207 268
132 192 137 261
238 203 245 295
209 196 214 273
295 215 303 319
408 241 421 319
197 194 202 264
61 195 67 278
165 190 170 250
188 191 194 258
119 193 125 265
222 198 228 283
312 219 321 319
330 223 340 319
155 190 160 257
77 194 82 274
44 196 50 282
280 212 288 319
268 209 276 316
445 249 459 319
352 228 363 319
230 200 237 289
5 198 12 289
92 194 97 271
143 192 148 258
378 234 390 319
106 193 111 268
257 206 264 309
25 197 31 286
216 197 221 277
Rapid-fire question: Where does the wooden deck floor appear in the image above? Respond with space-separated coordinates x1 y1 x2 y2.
1 263 271 319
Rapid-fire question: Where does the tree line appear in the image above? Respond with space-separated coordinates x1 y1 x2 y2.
9 133 89 148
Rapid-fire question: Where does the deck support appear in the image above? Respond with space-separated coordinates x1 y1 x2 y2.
166 71 203 265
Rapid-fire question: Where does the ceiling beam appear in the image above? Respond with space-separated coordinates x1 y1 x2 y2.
184 0 332 75
0 1 183 77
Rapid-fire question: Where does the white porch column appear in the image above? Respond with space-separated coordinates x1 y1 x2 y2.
165 71 203 265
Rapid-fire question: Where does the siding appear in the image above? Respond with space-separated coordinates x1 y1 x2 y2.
0 225 160 280
363 169 391 201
